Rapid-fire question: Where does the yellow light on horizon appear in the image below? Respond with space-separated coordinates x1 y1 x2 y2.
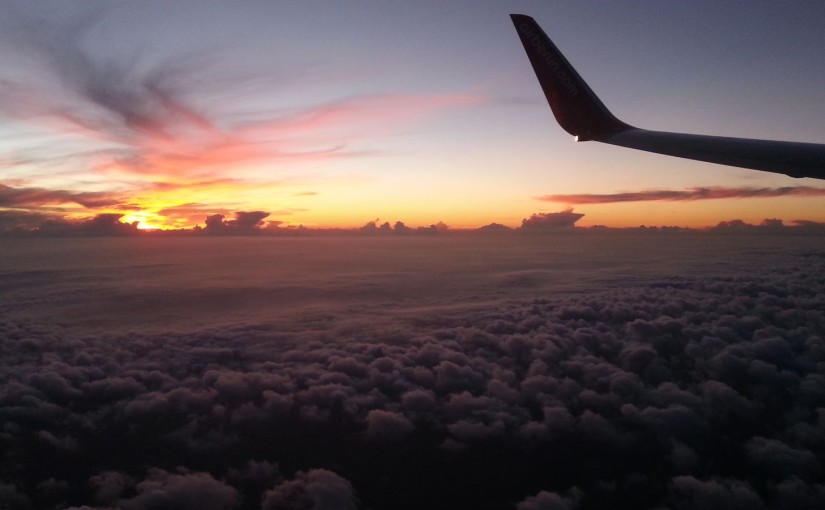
119 212 165 230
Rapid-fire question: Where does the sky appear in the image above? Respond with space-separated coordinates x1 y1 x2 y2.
1 0 825 231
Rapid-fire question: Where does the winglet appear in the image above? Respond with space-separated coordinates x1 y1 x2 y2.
510 14 632 141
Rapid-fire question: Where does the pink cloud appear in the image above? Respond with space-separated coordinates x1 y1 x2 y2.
239 94 483 138
5 73 483 180
0 11 486 184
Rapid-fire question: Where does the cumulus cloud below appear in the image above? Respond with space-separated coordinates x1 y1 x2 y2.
1 234 825 509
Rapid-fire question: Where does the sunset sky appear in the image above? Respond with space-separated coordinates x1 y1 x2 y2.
1 0 824 231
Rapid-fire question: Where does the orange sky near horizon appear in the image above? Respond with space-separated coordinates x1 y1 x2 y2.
104 188 825 231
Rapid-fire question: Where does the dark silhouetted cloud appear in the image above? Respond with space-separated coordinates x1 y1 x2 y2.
32 213 139 236
0 209 57 231
203 211 270 234
520 210 584 229
232 211 270 230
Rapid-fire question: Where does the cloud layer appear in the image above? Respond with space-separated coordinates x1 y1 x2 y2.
1 236 824 509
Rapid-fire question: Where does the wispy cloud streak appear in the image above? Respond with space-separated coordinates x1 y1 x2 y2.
538 186 825 204
0 8 482 182
0 183 124 209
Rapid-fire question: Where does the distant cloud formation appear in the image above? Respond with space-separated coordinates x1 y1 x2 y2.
0 209 56 231
204 211 271 234
31 213 140 236
520 209 584 229
2 244 824 508
3 207 824 236
709 218 825 233
538 186 825 204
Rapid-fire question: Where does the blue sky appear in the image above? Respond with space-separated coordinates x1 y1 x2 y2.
1 0 824 229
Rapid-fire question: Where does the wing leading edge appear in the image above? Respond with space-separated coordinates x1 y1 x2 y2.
510 14 825 180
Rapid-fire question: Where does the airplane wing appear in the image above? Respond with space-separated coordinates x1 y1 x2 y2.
510 14 825 180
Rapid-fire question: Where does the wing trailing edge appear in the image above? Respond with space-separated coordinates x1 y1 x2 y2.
510 14 825 180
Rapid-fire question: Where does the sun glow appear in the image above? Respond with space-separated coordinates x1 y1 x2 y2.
119 212 165 230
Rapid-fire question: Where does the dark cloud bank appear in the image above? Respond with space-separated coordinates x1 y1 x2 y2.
2 247 825 509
